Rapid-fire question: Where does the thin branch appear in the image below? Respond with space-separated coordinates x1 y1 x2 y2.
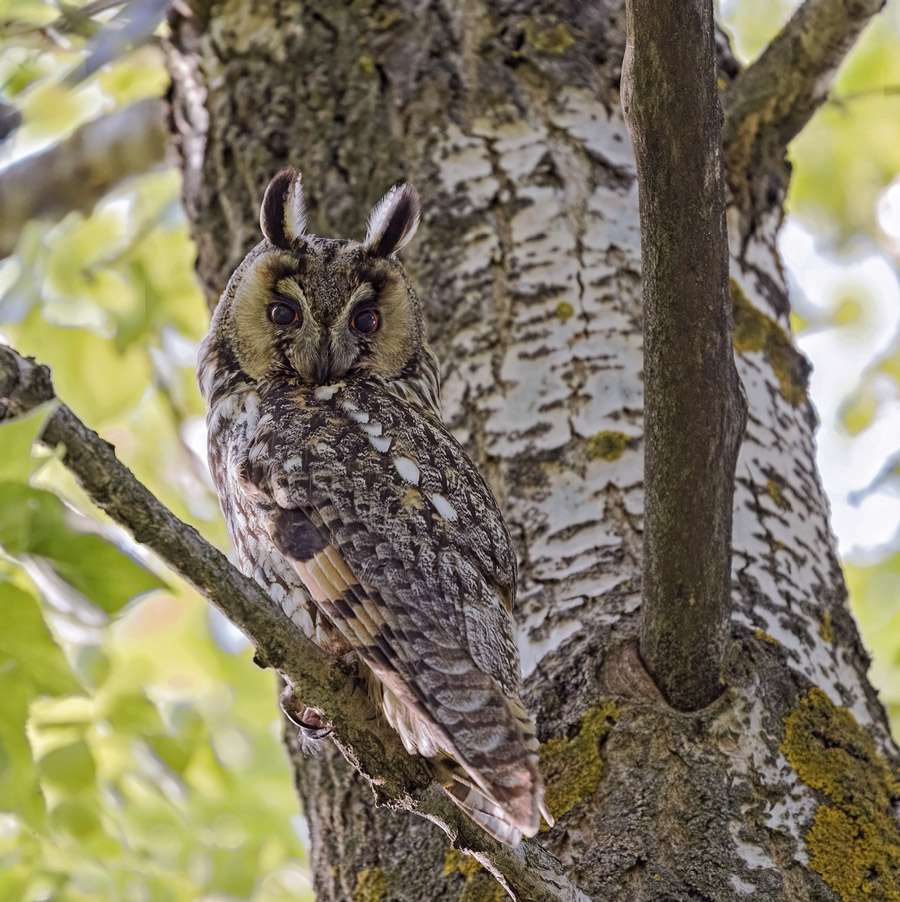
1 1 129 39
622 0 747 710
0 344 588 902
0 98 167 259
828 84 900 108
722 0 886 197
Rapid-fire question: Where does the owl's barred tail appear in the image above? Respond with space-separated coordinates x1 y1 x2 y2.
372 674 550 845
432 694 553 846
443 777 535 847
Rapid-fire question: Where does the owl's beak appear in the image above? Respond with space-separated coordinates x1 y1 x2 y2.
316 336 335 384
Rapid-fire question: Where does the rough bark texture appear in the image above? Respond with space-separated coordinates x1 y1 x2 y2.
623 0 747 711
166 2 900 900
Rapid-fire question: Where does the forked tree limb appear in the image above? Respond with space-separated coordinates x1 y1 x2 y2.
722 0 886 207
623 0 748 710
0 343 587 902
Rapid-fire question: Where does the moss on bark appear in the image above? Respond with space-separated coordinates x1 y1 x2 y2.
586 431 630 462
353 867 387 902
443 850 504 901
782 688 900 901
731 277 809 406
540 702 618 822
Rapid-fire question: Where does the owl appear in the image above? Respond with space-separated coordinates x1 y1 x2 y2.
198 168 550 846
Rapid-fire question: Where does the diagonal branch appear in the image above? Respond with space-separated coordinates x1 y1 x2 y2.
0 344 587 902
722 0 886 204
622 0 747 710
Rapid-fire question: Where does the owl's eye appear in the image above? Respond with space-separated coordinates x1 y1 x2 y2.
350 308 381 335
267 302 301 327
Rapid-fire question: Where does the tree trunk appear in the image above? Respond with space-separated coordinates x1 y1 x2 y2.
166 2 900 899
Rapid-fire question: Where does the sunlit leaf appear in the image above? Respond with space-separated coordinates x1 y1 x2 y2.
0 583 81 696
12 308 152 424
0 483 162 613
38 741 96 794
837 380 879 435
98 47 169 105
788 15 900 239
0 408 48 481
831 294 864 326
37 533 163 615
19 79 95 139
0 10 310 899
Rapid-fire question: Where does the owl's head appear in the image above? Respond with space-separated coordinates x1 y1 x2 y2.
205 168 424 391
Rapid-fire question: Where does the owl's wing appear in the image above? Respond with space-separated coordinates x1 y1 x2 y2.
245 389 542 836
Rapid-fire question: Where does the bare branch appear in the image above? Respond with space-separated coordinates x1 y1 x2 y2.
0 98 167 259
722 0 886 204
622 0 747 710
0 344 588 902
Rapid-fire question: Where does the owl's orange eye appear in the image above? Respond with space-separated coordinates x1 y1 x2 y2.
351 308 381 335
267 302 301 327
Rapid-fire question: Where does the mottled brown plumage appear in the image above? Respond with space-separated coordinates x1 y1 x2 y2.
198 168 549 845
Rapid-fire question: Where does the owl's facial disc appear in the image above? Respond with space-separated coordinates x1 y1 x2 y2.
227 239 423 387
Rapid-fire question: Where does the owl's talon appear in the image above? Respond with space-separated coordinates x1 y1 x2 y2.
280 688 331 739
297 707 332 739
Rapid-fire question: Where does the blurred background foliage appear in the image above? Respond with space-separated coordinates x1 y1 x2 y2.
0 2 311 900
0 1 898 900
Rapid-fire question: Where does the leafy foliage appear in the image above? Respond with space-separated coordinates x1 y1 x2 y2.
0 3 311 899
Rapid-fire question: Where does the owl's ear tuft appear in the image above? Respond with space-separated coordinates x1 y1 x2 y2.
364 183 420 257
260 168 308 248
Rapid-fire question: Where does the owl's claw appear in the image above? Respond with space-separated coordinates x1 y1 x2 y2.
280 687 332 739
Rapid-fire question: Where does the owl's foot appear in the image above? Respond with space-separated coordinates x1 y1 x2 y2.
280 686 332 740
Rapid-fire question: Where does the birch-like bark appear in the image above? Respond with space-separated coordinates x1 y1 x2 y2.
166 1 900 899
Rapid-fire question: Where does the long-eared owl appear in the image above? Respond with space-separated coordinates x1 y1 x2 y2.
198 168 550 845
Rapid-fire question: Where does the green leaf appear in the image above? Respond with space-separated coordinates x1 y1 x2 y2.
0 667 44 826
38 741 95 794
0 482 163 613
11 307 152 425
838 380 879 436
0 584 80 696
35 534 163 615
48 795 102 841
101 689 163 735
0 409 48 481
0 482 60 554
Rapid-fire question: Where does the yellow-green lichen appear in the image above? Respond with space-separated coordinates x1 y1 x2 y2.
353 867 387 902
819 610 834 644
518 18 575 55
358 55 376 75
443 849 504 901
461 873 505 902
754 628 779 646
766 478 791 511
370 8 404 30
587 431 629 462
555 300 575 321
444 848 481 878
731 278 809 406
781 688 900 900
540 702 617 822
